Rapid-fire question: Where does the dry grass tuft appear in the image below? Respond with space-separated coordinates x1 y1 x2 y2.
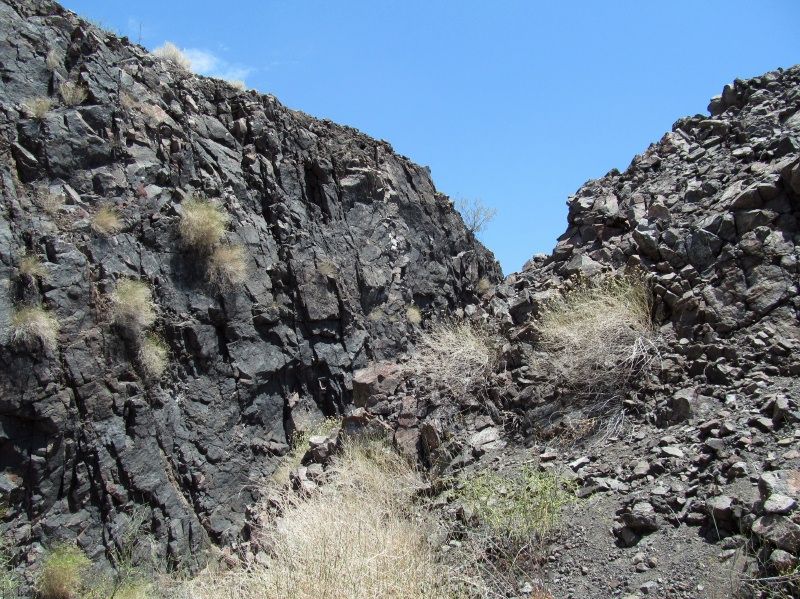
9 305 59 351
18 253 46 279
45 49 62 71
179 196 229 251
139 333 168 379
59 82 88 107
111 279 156 331
226 79 246 91
153 42 191 71
476 277 493 295
179 438 455 599
34 188 64 215
91 205 123 235
24 97 52 120
36 544 90 599
405 319 498 396
533 273 658 415
406 305 422 325
207 244 248 289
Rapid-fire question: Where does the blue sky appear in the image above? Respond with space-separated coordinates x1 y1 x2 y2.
62 1 799 275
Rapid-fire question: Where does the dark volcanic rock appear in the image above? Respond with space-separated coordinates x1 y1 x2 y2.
0 0 499 567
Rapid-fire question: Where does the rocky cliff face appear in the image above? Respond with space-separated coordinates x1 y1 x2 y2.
0 0 499 564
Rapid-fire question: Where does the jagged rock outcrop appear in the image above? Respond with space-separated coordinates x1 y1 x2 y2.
0 0 499 567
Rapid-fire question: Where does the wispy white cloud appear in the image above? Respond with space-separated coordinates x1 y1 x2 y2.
182 47 252 83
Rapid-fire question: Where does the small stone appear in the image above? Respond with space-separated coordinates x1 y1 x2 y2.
623 502 660 533
752 515 800 553
640 580 658 594
569 456 591 471
769 549 798 573
661 445 685 459
763 493 797 515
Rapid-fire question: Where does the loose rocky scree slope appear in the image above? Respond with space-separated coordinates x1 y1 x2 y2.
0 0 799 598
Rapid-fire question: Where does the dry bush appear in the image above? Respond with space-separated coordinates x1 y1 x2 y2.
45 49 61 71
177 438 456 599
226 79 246 91
533 273 658 414
59 82 88 107
405 319 498 396
111 279 156 331
406 305 422 325
0 536 20 598
9 305 59 351
153 42 191 71
139 333 168 378
207 244 248 289
179 196 229 252
24 97 52 120
91 205 122 235
455 197 497 235
18 253 46 279
36 544 90 599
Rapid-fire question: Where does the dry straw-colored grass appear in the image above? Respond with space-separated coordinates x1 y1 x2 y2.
36 544 90 599
533 273 658 413
9 305 59 351
153 42 191 71
174 438 458 599
45 49 62 71
25 97 52 120
91 205 122 235
111 279 156 331
207 244 248 289
406 305 422 325
18 253 46 279
139 333 168 379
34 189 64 215
405 319 497 396
179 196 229 252
59 82 88 107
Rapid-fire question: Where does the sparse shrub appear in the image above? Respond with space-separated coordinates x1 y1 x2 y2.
0 539 19 599
405 319 498 396
110 279 156 331
454 467 575 542
448 468 574 599
152 42 191 71
45 49 61 71
179 196 229 251
91 205 122 235
36 544 90 599
183 437 455 599
406 305 422 325
24 97 52 120
533 273 658 415
9 305 59 351
138 333 168 379
18 253 46 279
455 197 497 235
58 82 88 107
207 244 248 289
226 79 246 91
